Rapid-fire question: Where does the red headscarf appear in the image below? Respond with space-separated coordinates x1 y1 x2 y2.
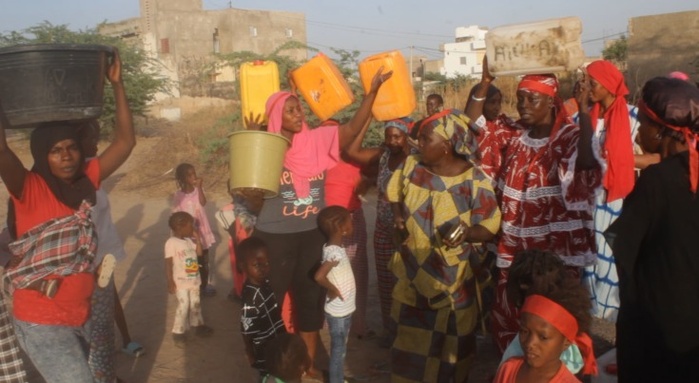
265 91 340 199
517 74 570 139
587 60 635 202
521 294 598 375
639 100 699 193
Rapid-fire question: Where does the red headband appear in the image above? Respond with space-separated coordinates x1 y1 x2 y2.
518 76 558 98
521 295 598 375
418 109 452 136
639 99 699 193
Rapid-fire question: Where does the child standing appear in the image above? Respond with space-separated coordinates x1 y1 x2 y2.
239 237 286 378
165 212 214 348
314 206 356 383
493 284 596 383
172 163 216 297
263 333 311 383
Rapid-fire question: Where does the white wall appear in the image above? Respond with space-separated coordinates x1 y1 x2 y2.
441 26 488 78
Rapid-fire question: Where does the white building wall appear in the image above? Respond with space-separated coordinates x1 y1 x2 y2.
441 26 488 78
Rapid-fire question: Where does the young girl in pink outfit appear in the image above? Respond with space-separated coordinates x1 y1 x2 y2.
173 163 217 296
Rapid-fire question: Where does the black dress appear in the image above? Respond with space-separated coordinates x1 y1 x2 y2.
606 151 699 382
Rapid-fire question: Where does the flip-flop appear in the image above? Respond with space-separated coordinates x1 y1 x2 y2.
97 254 116 289
121 341 145 357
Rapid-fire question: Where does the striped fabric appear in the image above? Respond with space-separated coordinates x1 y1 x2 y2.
582 105 640 322
0 293 27 383
374 149 399 334
342 208 368 336
5 201 96 291
373 221 396 334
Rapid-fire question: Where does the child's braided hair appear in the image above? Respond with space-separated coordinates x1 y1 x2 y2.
174 163 194 191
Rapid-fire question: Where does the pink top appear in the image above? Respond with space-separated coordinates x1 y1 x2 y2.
172 188 216 249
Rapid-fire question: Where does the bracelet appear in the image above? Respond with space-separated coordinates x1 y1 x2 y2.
471 95 487 102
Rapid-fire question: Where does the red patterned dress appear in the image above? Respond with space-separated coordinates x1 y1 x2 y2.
476 114 518 183
484 121 601 353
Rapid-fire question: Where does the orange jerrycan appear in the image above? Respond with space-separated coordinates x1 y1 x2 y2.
240 60 280 127
359 50 416 121
291 53 354 121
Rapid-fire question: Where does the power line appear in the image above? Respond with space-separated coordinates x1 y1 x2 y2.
581 31 626 44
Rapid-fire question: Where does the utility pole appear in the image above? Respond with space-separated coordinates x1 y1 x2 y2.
409 45 414 84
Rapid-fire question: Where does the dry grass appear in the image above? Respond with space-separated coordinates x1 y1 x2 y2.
114 106 237 199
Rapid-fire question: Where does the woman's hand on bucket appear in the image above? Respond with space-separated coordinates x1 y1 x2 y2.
244 113 265 131
106 48 123 86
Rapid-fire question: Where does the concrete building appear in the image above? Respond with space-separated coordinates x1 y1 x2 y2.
626 10 699 97
441 26 488 78
100 0 307 102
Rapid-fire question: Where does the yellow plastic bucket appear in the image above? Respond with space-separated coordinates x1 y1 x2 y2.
228 130 290 198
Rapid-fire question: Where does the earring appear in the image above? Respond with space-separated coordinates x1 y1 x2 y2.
655 133 662 140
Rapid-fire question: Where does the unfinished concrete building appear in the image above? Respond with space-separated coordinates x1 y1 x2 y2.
100 0 307 104
626 10 699 98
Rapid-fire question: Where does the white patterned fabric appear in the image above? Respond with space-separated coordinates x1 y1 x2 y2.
581 105 640 322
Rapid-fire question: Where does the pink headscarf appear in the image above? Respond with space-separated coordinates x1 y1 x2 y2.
265 91 340 199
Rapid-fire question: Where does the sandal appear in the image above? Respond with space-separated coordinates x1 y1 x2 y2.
97 254 116 289
121 341 145 357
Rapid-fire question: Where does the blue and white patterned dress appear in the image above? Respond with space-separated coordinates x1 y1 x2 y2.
580 105 639 322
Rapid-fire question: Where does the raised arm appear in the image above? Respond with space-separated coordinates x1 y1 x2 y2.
0 99 28 198
464 55 494 123
337 68 393 150
97 48 136 181
342 117 382 166
574 71 599 170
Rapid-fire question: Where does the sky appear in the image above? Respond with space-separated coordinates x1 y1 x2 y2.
1 0 697 61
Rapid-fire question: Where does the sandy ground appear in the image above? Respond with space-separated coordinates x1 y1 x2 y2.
0 131 615 383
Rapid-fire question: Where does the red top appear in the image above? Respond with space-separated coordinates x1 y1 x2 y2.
10 160 100 326
494 357 580 383
325 160 362 211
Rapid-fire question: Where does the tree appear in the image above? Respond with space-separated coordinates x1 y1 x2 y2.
603 35 628 71
0 21 171 130
219 40 314 91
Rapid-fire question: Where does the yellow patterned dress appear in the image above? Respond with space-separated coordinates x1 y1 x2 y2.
387 155 501 383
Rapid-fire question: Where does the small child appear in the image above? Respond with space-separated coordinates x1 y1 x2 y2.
263 333 311 383
239 237 286 378
493 281 596 383
215 184 261 301
314 206 356 383
172 163 217 297
165 212 214 348
501 250 586 375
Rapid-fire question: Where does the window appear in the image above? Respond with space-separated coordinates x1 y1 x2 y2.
249 26 257 37
460 57 467 65
213 28 220 53
285 28 293 38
